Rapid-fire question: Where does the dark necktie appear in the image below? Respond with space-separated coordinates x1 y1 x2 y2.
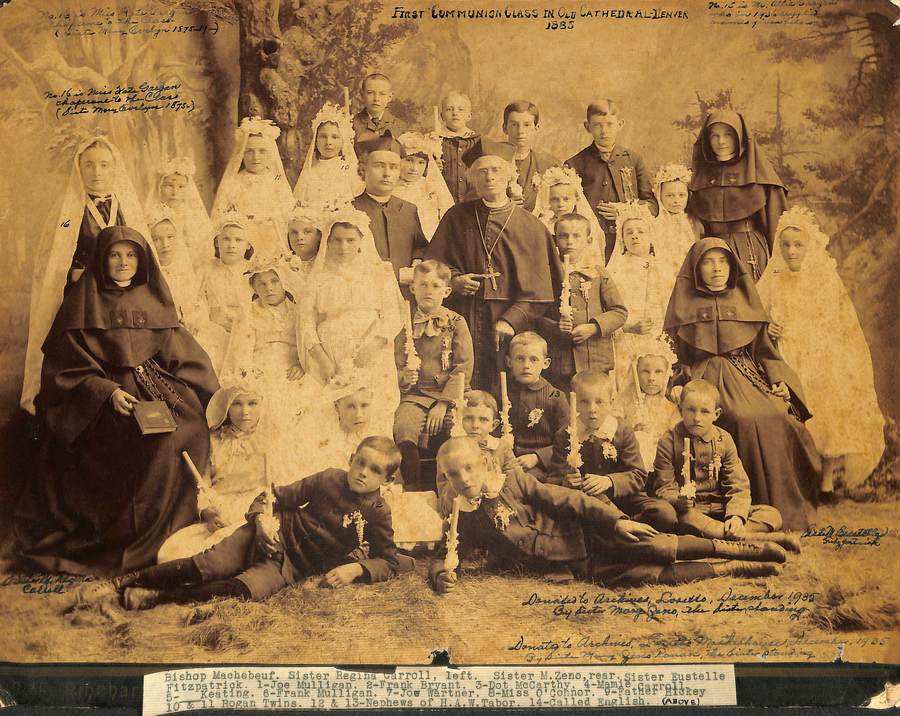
94 197 112 224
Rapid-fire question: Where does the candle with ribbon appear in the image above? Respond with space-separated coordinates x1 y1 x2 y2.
499 370 514 447
443 496 460 574
559 255 573 322
404 301 421 372
433 105 441 134
679 437 696 503
566 391 583 470
450 379 467 437
342 86 350 114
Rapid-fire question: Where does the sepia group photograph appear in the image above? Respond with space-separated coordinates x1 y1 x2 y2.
0 0 896 679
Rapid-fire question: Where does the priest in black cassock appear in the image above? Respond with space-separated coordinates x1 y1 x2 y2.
426 155 563 390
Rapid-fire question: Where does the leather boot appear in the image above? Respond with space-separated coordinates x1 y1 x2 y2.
712 539 786 563
733 531 801 553
712 561 783 578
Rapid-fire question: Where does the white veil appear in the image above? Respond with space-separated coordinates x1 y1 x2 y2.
395 131 454 240
532 165 605 269
758 207 885 483
211 117 295 263
650 163 697 275
145 155 214 267
21 135 151 414
293 101 363 209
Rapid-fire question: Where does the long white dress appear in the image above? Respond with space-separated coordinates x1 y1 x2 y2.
757 209 885 486
293 102 363 211
211 118 295 263
145 157 214 268
297 210 406 436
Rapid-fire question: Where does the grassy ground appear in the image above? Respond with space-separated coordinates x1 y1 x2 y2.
1 500 896 666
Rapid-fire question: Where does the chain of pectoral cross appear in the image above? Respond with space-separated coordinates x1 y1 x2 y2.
474 206 514 291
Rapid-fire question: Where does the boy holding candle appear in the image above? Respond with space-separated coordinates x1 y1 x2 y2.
393 259 474 489
565 99 657 262
114 437 404 609
537 212 627 392
549 369 677 532
651 379 800 551
503 332 570 482
430 437 787 593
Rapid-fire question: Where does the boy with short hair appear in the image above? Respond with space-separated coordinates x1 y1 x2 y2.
464 100 559 211
114 436 404 609
353 146 428 296
436 91 480 204
652 379 800 551
394 259 474 489
538 212 627 391
435 389 522 514
566 99 657 261
429 437 786 594
353 73 402 158
549 369 676 532
504 332 570 481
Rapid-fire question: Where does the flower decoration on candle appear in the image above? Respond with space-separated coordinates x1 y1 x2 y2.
443 497 460 573
342 510 368 550
566 391 583 470
680 437 696 501
450 381 467 438
559 255 573 322
499 371 514 448
440 332 452 371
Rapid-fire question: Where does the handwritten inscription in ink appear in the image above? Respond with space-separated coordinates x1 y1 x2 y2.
801 524 889 549
44 82 196 119
521 586 819 622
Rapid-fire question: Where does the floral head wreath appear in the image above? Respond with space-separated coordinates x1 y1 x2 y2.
243 255 285 282
157 156 196 178
237 116 281 142
636 333 678 367
214 208 249 234
397 131 443 160
145 203 178 230
775 205 828 249
652 163 692 192
289 203 325 228
322 204 373 236
615 202 654 254
540 165 584 191
311 101 354 143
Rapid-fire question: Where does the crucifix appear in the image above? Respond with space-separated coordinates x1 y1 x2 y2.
475 267 501 292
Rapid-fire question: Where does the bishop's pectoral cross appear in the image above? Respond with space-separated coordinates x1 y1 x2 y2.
480 264 501 292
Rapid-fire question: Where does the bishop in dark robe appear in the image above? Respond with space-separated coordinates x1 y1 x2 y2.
426 155 563 390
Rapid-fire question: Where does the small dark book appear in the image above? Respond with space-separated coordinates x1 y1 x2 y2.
133 400 177 435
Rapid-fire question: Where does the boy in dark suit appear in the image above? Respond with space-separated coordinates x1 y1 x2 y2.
549 369 676 532
429 437 786 593
394 260 474 489
537 213 627 391
113 437 404 609
463 100 559 211
353 142 428 296
352 73 403 158
437 91 480 204
565 99 657 261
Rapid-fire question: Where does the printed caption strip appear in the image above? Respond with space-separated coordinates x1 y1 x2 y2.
143 664 736 712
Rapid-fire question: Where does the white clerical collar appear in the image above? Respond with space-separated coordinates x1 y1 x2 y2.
366 192 391 204
113 279 132 288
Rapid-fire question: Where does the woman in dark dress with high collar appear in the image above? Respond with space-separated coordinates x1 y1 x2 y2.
16 226 220 576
